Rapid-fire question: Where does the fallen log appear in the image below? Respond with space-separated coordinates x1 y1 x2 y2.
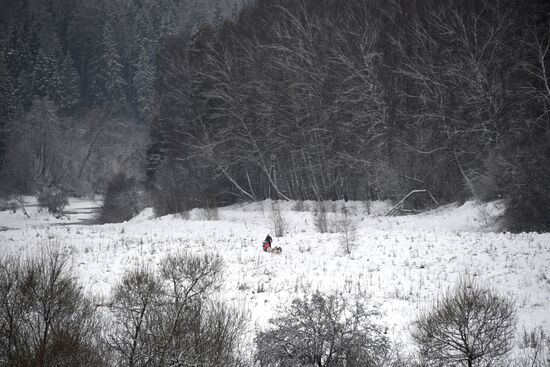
385 189 439 216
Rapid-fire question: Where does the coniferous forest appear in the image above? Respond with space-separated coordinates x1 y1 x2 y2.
1 0 550 232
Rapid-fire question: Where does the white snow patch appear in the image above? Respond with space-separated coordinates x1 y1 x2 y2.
0 198 548 356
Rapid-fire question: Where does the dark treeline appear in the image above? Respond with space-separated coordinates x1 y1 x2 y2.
1 0 549 231
148 0 550 231
0 0 241 195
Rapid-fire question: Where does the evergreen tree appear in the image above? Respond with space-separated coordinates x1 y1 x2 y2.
157 0 177 39
88 50 106 106
133 42 156 123
212 1 224 26
7 26 34 110
55 52 80 110
0 48 14 171
28 22 41 62
132 8 156 122
30 6 66 107
89 18 127 110
102 19 127 110
32 48 59 99
0 47 16 120
6 26 25 77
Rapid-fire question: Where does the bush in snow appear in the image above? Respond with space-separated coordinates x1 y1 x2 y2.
108 252 247 367
413 276 516 367
514 329 550 367
37 186 68 217
99 173 146 223
255 290 390 366
271 201 286 237
338 206 358 255
313 201 340 234
196 205 220 221
291 200 308 211
475 135 550 233
108 266 162 366
313 201 329 233
0 251 106 366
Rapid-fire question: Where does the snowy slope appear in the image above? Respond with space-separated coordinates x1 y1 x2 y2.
1 198 549 354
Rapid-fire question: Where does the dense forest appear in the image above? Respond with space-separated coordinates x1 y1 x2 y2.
0 0 241 194
1 0 550 231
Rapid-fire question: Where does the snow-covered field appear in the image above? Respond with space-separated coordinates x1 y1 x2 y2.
1 197 549 354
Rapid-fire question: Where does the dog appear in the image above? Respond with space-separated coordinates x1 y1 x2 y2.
270 246 282 254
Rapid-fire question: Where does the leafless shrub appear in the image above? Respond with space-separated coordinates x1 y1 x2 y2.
412 276 516 367
313 201 340 234
158 252 246 366
181 300 249 366
205 206 220 220
177 210 190 220
255 290 390 366
365 200 372 215
108 252 247 367
271 201 286 237
4 195 31 217
100 173 147 223
0 252 106 367
109 266 162 367
37 186 69 217
159 252 224 302
291 200 307 211
196 206 220 221
382 346 421 367
338 206 358 255
514 329 550 367
478 138 550 232
313 201 329 233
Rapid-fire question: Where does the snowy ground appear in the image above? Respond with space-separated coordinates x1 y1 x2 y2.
1 197 549 355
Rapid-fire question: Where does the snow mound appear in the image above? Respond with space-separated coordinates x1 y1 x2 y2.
128 207 156 222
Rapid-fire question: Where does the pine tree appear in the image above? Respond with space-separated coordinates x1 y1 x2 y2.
89 18 127 110
88 50 106 106
102 19 127 110
30 5 65 106
132 8 157 122
158 0 177 39
55 52 80 110
133 42 157 123
0 48 14 171
7 26 34 111
32 48 59 99
7 26 25 77
212 1 224 26
0 48 16 120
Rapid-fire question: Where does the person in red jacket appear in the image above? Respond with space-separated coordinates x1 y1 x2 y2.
262 234 282 254
262 234 272 252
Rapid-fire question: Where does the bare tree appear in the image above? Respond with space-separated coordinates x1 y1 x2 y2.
338 206 358 255
109 266 162 367
313 201 329 233
108 252 247 367
256 290 389 367
514 329 550 367
413 276 516 367
156 252 246 367
100 173 147 223
271 201 287 237
0 251 106 367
